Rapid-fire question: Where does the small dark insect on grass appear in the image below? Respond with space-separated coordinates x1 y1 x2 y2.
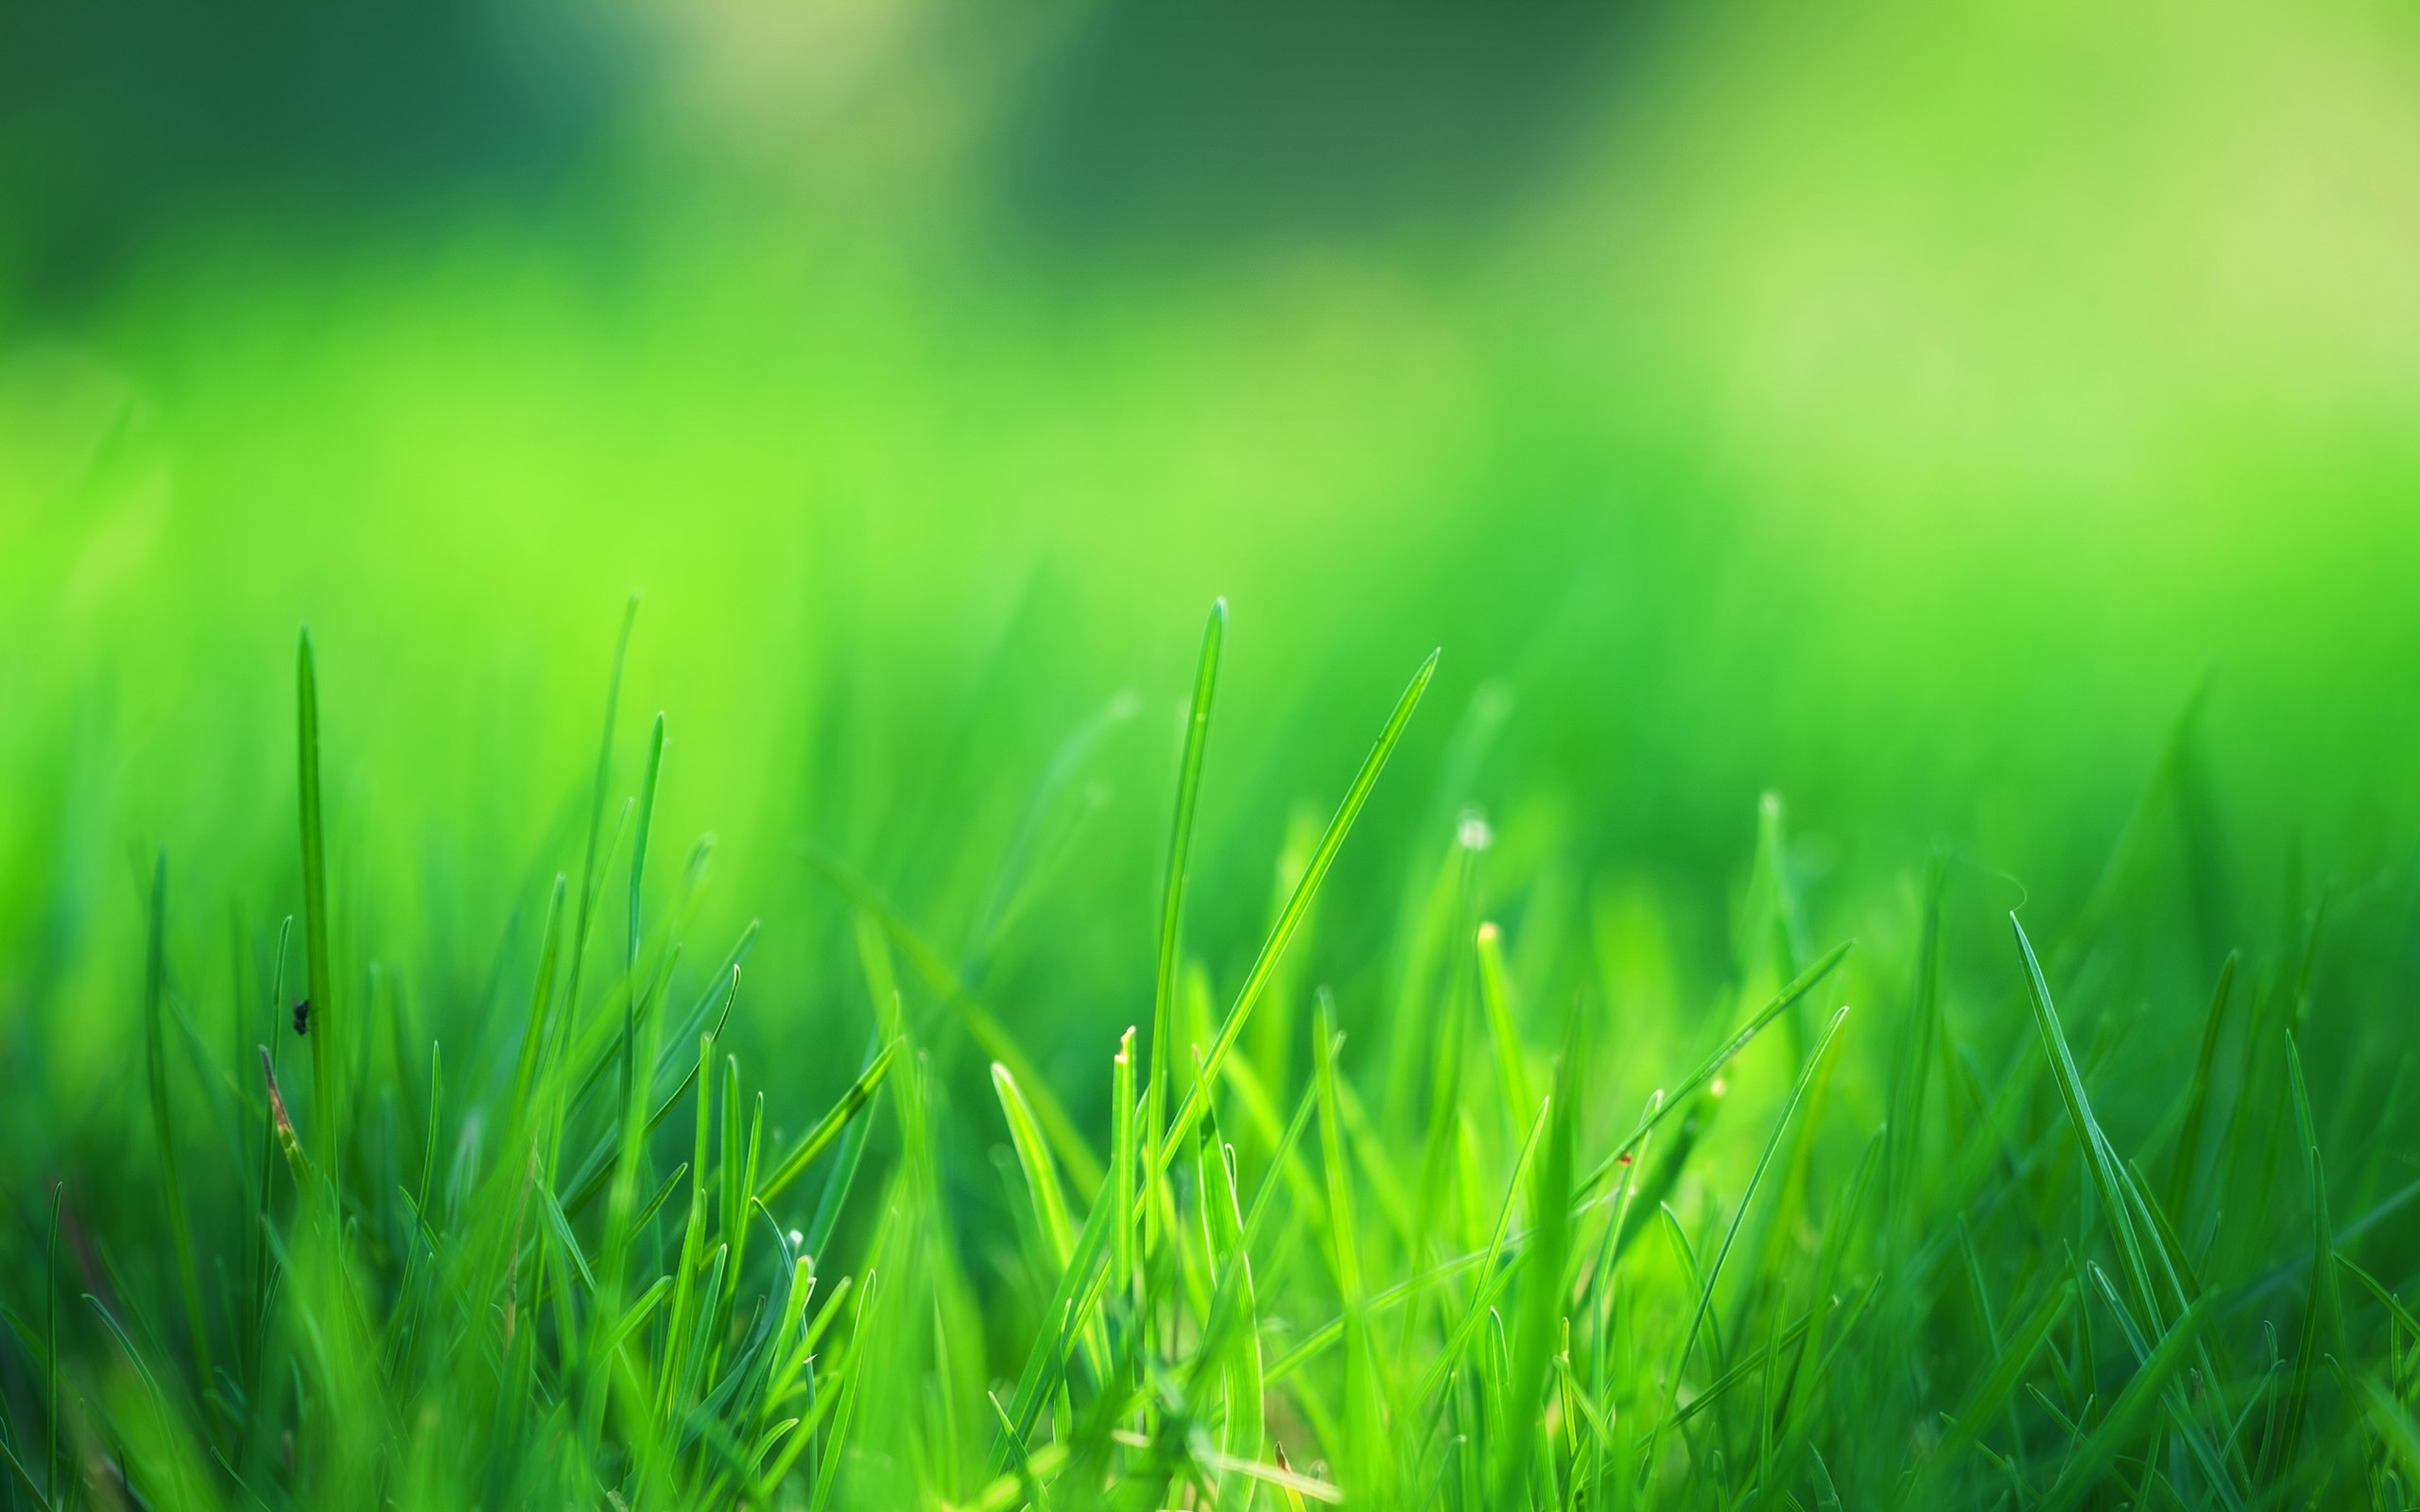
1 603 2411 1512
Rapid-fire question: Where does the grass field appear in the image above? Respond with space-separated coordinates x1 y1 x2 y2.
3 595 2418 1510
10 1 2420 1507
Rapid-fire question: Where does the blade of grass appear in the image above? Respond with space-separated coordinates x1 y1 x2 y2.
560 959 729 1215
141 853 215 1433
2274 1032 2344 1479
296 626 337 1175
609 1276 675 1359
1910 1280 2073 1499
1146 598 1225 1312
621 713 666 1126
806 914 906 1262
587 901 668 1446
1200 1128 1265 1507
1475 921 1530 1144
1885 850 1946 1258
720 1091 765 1365
45 1180 61 1503
1114 1026 1137 1304
1160 646 1440 1177
994 1063 1076 1269
508 874 570 1132
802 848 1099 1189
1577 941 1852 1198
662 1032 716 1421
1313 995 1389 1502
1674 1309 1818 1430
677 1245 731 1422
1648 1005 1850 1484
988 1190 1119 1472
804 1032 886 1263
2039 1297 2214 1512
1194 1446 1346 1505
85 1294 192 1509
720 1054 745 1263
2010 913 2162 1334
243 913 293 1405
995 1057 1108 1383
560 594 640 1085
1749 1137 1887 1512
2081 1259 2242 1505
1408 1095 1551 1420
2165 953 2238 1222
631 1160 689 1238
562 922 756 1136
2068 674 2213 958
807 1271 876 1512
0 1430 51 1512
540 1181 596 1295
755 1040 902 1210
1495 1020 1576 1510
2353 1373 2420 1492
2338 1254 2420 1339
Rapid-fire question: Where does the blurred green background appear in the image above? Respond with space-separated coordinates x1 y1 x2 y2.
6 0 2420 1160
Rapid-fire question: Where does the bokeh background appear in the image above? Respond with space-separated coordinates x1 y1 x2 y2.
6 0 2420 1164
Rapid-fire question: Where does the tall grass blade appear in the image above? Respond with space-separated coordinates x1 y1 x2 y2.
1313 994 1389 1500
1161 646 1440 1174
141 853 215 1431
2166 952 2238 1221
1146 598 1225 1291
296 625 337 1173
45 1179 61 1502
2274 1032 2344 1479
622 713 666 1118
804 1031 887 1262
994 1064 1077 1270
1476 920 1530 1141
509 874 570 1132
1114 1026 1138 1304
1495 1022 1575 1509
2010 913 2160 1332
562 594 641 1071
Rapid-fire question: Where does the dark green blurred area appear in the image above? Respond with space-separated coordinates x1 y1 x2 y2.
6 0 2420 1152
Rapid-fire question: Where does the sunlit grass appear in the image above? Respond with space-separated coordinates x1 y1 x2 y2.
6 600 2418 1510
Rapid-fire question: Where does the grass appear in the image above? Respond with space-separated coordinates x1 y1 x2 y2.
3 599 2420 1512
9 5 2420 1504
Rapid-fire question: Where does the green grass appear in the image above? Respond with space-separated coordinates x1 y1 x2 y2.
6 602 2420 1511
12 4 2420 1505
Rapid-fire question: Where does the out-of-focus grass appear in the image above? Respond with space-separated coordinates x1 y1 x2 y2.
6 0 2420 1504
